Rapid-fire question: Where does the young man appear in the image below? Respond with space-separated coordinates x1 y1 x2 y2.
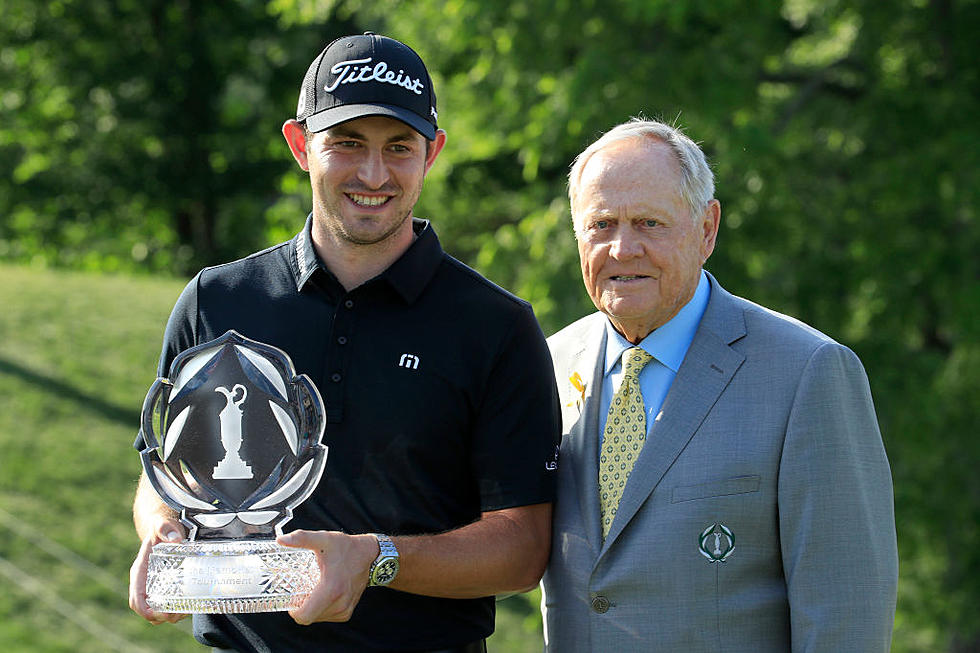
129 33 561 653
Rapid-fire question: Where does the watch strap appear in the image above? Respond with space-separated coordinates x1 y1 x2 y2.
368 533 399 586
374 533 397 558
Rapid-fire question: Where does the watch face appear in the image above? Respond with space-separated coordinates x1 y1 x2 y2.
373 558 399 585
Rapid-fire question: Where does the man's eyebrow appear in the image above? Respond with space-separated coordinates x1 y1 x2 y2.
327 125 418 144
326 125 364 139
385 131 421 144
582 205 671 220
583 208 617 219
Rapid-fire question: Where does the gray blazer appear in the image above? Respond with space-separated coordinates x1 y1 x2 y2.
541 273 897 652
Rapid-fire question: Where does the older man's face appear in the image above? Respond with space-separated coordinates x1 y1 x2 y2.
573 138 719 343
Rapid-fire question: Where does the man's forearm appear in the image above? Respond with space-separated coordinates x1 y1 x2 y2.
277 501 553 624
388 502 552 599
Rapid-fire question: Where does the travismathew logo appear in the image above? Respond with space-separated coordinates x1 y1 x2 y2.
325 57 425 95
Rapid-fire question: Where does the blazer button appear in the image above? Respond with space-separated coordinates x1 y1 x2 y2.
590 595 610 613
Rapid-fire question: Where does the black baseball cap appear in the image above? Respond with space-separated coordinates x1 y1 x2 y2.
296 33 438 140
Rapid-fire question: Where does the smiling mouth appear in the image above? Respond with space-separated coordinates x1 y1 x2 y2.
610 275 649 281
347 193 392 207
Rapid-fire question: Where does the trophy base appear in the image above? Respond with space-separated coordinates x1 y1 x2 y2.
146 540 319 614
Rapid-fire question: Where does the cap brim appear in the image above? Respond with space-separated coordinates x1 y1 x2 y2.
305 103 436 140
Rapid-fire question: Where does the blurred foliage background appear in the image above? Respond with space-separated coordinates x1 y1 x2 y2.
0 0 977 651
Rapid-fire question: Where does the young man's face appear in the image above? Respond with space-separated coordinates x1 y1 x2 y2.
303 115 443 248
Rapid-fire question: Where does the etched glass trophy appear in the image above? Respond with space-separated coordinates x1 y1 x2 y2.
138 330 327 613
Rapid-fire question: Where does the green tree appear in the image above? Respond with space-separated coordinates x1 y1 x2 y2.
0 0 350 273
350 1 980 649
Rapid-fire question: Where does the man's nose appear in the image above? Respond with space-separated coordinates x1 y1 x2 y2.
608 226 643 259
356 149 390 188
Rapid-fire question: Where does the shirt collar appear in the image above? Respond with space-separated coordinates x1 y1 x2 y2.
292 214 321 291
603 269 711 375
377 218 443 303
290 214 443 304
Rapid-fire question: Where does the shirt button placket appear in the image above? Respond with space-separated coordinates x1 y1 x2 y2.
326 295 355 421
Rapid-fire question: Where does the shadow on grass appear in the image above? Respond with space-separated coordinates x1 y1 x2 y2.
0 357 139 427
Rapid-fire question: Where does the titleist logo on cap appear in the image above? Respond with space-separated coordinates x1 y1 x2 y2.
299 33 438 138
325 57 425 96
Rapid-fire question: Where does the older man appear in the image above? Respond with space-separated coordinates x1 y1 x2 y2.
541 118 898 652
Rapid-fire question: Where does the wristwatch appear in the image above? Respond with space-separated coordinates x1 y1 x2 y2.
368 533 400 587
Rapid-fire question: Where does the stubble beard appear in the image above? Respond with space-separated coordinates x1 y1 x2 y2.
334 207 413 246
312 166 425 251
312 188 416 249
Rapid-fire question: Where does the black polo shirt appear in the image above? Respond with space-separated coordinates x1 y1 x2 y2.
138 216 561 652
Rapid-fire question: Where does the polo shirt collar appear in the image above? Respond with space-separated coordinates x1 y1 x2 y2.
291 214 443 304
603 269 711 375
292 214 321 291
378 218 443 304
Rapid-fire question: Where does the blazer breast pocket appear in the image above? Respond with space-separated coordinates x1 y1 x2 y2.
670 475 761 503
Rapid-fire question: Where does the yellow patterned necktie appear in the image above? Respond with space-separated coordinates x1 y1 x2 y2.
599 347 654 538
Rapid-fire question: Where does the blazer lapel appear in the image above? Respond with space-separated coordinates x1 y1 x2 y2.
601 274 747 549
560 316 607 555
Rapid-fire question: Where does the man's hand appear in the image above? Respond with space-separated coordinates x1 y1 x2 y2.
277 530 379 625
128 515 188 625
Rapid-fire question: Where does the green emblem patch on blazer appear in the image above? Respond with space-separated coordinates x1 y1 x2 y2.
699 523 735 562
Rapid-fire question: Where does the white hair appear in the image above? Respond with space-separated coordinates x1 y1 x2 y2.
568 118 715 222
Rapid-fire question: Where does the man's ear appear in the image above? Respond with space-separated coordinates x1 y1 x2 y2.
282 119 310 171
700 198 721 264
423 129 447 176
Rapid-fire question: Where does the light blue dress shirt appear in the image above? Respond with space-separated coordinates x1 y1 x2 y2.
599 270 711 447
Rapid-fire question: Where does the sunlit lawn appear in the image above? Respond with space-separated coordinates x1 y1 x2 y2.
0 263 543 652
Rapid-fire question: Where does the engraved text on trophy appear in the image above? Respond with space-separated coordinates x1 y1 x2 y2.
213 384 253 479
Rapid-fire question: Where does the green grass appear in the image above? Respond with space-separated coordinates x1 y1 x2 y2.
0 262 544 652
0 263 190 653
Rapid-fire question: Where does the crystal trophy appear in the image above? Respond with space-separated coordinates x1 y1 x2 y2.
138 330 327 613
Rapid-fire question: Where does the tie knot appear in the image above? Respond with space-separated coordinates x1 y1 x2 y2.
622 347 653 381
